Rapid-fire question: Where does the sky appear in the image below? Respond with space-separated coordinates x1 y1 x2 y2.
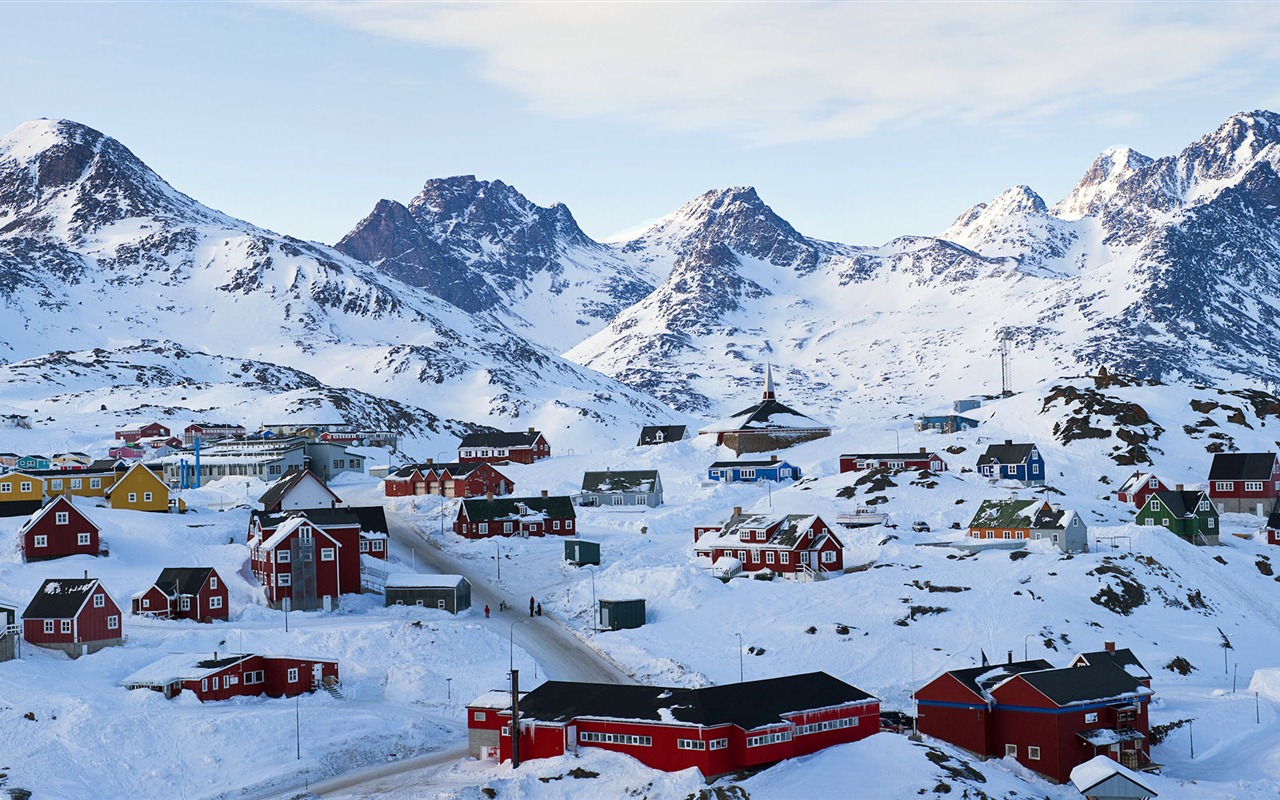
3 2 1280 247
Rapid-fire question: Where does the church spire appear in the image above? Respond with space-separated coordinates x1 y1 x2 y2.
763 362 776 401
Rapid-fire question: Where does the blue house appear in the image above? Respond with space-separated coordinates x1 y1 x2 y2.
707 456 801 483
976 440 1046 486
914 414 979 434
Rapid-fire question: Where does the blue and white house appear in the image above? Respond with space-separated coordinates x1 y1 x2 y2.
976 440 1046 486
706 456 801 483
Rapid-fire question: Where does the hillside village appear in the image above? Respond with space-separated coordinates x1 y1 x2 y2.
2 366 1280 800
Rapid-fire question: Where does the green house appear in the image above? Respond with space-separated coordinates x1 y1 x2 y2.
1135 490 1219 545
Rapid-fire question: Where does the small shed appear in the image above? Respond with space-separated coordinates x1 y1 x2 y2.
385 574 472 614
0 602 16 662
564 539 601 566
598 598 645 631
1069 755 1158 799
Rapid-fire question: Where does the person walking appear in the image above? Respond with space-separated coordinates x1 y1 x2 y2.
529 596 535 617
484 604 490 619
536 602 542 617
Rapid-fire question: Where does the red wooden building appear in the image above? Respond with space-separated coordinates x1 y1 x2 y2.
914 656 1154 783
115 422 171 443
122 652 339 701
251 506 388 559
458 428 550 465
1208 452 1280 515
693 508 844 578
22 577 124 657
484 672 878 774
839 448 947 473
183 422 246 445
1264 509 1280 546
249 512 362 610
454 494 576 538
1068 642 1152 688
1115 472 1167 508
384 461 513 499
132 567 229 622
19 496 101 562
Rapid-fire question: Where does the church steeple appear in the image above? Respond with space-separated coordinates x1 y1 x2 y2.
763 362 776 401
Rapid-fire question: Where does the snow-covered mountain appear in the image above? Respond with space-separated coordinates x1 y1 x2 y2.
335 176 659 353
0 119 675 447
568 111 1280 420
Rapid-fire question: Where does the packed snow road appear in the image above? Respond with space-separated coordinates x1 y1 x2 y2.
386 513 631 685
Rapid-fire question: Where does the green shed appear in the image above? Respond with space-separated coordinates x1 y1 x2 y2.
564 539 601 566
598 598 645 631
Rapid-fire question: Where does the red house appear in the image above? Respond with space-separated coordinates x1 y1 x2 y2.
1208 452 1280 515
485 672 878 774
22 577 124 657
249 512 361 610
839 448 947 473
384 461 513 499
183 422 246 445
122 652 338 701
132 567 229 622
693 508 844 578
454 494 576 538
915 656 1154 783
1068 642 1152 688
458 428 550 465
115 421 171 443
251 506 389 559
1264 509 1280 546
19 496 101 561
1115 472 1167 508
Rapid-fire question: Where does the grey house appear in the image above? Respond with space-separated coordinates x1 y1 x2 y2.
576 470 663 508
385 574 471 614
0 602 16 662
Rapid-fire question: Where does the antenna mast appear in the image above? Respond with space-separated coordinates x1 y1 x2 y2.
999 336 1012 397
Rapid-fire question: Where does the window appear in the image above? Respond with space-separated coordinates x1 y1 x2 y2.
51 479 63 490
747 731 792 747
765 550 776 564
0 483 9 493
741 469 756 480
751 550 760 563
59 619 72 634
246 670 265 684
1028 746 1040 760
676 739 707 750
479 523 489 535
299 526 312 542
277 550 290 563
210 576 218 590
552 520 561 530
54 511 70 525
502 725 511 736
822 550 836 563
179 597 191 611
566 520 573 530
1150 499 1161 511
128 493 137 503
360 540 369 553
209 596 223 609
321 548 335 561
90 478 101 488
143 492 152 502
1031 465 1040 475
33 534 47 548
43 620 54 633
107 615 119 630
1162 518 1170 526
474 711 487 721
1148 477 1160 488
1198 500 1210 511
1207 518 1215 529
202 679 208 692
224 675 236 688
1215 481 1234 492
20 481 32 493
71 478 83 489
1245 481 1264 492
780 552 789 564
142 598 151 609
288 668 299 683
278 574 291 586
94 594 105 608
737 550 746 562
579 731 652 746
1005 744 1017 757
709 738 729 750
78 533 92 546
373 540 383 551
1084 712 1098 723
503 522 513 534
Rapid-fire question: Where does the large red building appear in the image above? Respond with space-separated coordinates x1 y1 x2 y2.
122 652 338 701
454 494 576 538
115 422 171 443
132 567 229 622
22 577 124 657
1207 452 1280 515
693 509 844 578
458 429 550 465
914 654 1154 783
249 512 362 610
483 672 879 774
839 448 947 473
384 461 513 499
19 496 101 562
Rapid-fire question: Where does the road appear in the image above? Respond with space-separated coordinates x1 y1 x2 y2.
385 511 630 685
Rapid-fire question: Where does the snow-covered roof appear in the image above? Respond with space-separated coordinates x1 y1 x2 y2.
700 398 830 434
468 690 520 709
385 573 466 589
1069 755 1158 796
121 653 251 687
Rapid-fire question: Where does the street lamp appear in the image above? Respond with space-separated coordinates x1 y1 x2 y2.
735 633 744 683
495 540 502 582
886 428 901 453
1023 633 1035 661
446 677 453 701
583 566 597 627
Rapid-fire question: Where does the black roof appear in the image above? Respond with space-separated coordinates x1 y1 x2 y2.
252 506 388 534
1016 660 1147 706
718 398 829 432
1208 452 1278 481
708 459 793 469
977 442 1037 466
459 430 543 449
1268 508 1280 529
637 425 687 446
1146 490 1209 518
257 469 335 509
581 470 660 494
943 659 1054 700
1073 648 1150 680
515 672 875 731
23 578 101 619
461 496 575 522
154 567 216 597
841 451 940 461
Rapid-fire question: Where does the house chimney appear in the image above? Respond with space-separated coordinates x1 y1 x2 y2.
214 651 218 661
486 490 494 500
1175 484 1183 491
84 569 88 579
528 427 536 434
1005 439 1012 446
770 455 778 463
919 447 927 454
1007 650 1013 664
426 458 433 464
1105 641 1116 654
733 506 742 517
541 489 548 498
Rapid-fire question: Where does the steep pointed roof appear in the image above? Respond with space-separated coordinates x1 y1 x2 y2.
699 366 829 434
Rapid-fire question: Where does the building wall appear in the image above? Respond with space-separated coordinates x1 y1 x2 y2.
385 585 468 613
22 502 99 561
718 429 829 456
110 468 169 512
263 656 339 697
132 585 172 617
44 472 116 498
277 477 337 511
24 585 123 656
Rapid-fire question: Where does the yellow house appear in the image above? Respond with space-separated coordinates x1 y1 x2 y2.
0 471 45 517
105 462 170 513
45 468 119 499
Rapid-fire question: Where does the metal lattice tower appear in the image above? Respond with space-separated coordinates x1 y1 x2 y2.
999 337 1012 397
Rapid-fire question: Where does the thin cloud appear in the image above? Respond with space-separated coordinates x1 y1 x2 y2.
285 2 1280 144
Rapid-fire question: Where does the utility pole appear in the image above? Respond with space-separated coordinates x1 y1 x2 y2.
999 337 1012 397
511 669 521 768
735 633 744 683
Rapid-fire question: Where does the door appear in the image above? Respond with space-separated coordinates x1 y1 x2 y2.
312 662 324 687
566 726 577 754
600 606 610 629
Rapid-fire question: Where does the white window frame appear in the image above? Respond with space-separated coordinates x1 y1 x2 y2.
288 668 299 682
209 596 223 609
78 532 92 546
107 615 119 630
61 619 72 633
1028 746 1040 760
90 477 101 489
277 550 291 564
50 479 63 490
33 534 47 548
278 574 291 586
71 478 83 490
94 594 105 608
210 576 218 589
128 492 137 503
1245 481 1265 492
1085 712 1098 723
43 620 54 633
1215 481 1233 492
320 547 335 561
1005 744 1017 757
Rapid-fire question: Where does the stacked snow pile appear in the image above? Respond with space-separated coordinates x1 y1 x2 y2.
1248 667 1280 701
